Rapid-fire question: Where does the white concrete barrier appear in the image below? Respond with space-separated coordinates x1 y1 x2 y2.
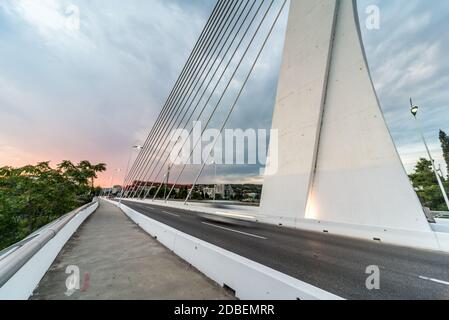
121 198 449 254
258 214 449 253
125 198 260 218
0 202 98 300
110 200 342 300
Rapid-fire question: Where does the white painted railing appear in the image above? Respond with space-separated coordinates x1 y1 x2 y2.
0 201 99 300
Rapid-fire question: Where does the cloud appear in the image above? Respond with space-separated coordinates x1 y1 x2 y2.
11 0 71 35
1 0 449 187
0 0 215 185
358 0 449 175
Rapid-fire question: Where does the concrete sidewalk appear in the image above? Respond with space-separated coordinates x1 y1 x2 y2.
31 200 233 300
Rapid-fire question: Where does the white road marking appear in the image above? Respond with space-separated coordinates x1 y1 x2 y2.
214 211 256 220
419 276 449 286
133 204 180 218
162 211 180 217
135 204 158 212
201 222 267 240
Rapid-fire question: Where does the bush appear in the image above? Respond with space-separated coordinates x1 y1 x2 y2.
0 161 105 250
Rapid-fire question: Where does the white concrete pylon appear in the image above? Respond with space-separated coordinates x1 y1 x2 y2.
260 0 431 232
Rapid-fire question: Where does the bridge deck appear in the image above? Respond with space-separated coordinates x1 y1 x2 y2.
30 200 233 300
120 200 449 300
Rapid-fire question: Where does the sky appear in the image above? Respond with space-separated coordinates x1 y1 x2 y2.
0 0 448 187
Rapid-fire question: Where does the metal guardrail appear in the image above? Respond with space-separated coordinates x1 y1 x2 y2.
0 200 98 288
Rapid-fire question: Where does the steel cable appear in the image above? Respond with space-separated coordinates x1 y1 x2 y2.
134 0 256 199
145 0 268 200
184 0 288 203
157 0 277 200
123 0 235 196
122 0 226 191
127 0 240 197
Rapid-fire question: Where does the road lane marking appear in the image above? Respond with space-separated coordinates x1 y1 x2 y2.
133 204 158 212
162 211 180 218
419 276 449 286
201 222 267 240
133 203 149 208
215 211 256 220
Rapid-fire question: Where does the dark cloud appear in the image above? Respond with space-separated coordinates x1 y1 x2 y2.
0 0 448 185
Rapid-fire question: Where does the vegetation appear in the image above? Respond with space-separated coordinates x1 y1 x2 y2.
2 129 448 251
409 158 448 210
439 130 449 170
409 129 449 211
0 160 106 250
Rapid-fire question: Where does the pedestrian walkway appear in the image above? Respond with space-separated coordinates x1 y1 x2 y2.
31 200 233 300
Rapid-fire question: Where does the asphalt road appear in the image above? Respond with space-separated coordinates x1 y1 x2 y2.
121 200 449 300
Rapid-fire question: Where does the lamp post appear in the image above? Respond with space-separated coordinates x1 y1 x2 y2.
107 175 115 198
163 163 172 200
119 145 143 204
410 99 449 210
211 160 217 201
107 168 121 198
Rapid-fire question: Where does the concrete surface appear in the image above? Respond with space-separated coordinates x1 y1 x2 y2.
121 200 449 300
30 200 233 300
125 198 449 253
261 0 429 233
116 200 342 300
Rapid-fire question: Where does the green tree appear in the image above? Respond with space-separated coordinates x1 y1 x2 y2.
78 161 107 189
439 130 449 176
409 158 446 210
0 161 107 250
175 187 188 200
58 160 106 200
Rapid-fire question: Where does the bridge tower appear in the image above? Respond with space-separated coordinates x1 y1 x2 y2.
260 0 431 233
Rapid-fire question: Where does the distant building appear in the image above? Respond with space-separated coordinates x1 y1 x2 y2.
226 185 235 199
202 184 236 200
203 187 215 198
215 184 225 196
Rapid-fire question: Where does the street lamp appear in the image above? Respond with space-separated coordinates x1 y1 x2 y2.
163 163 172 201
210 160 217 201
410 98 449 210
107 174 114 198
411 105 419 118
107 168 121 198
119 145 143 204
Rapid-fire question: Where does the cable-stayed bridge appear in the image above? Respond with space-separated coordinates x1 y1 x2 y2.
1 0 449 300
